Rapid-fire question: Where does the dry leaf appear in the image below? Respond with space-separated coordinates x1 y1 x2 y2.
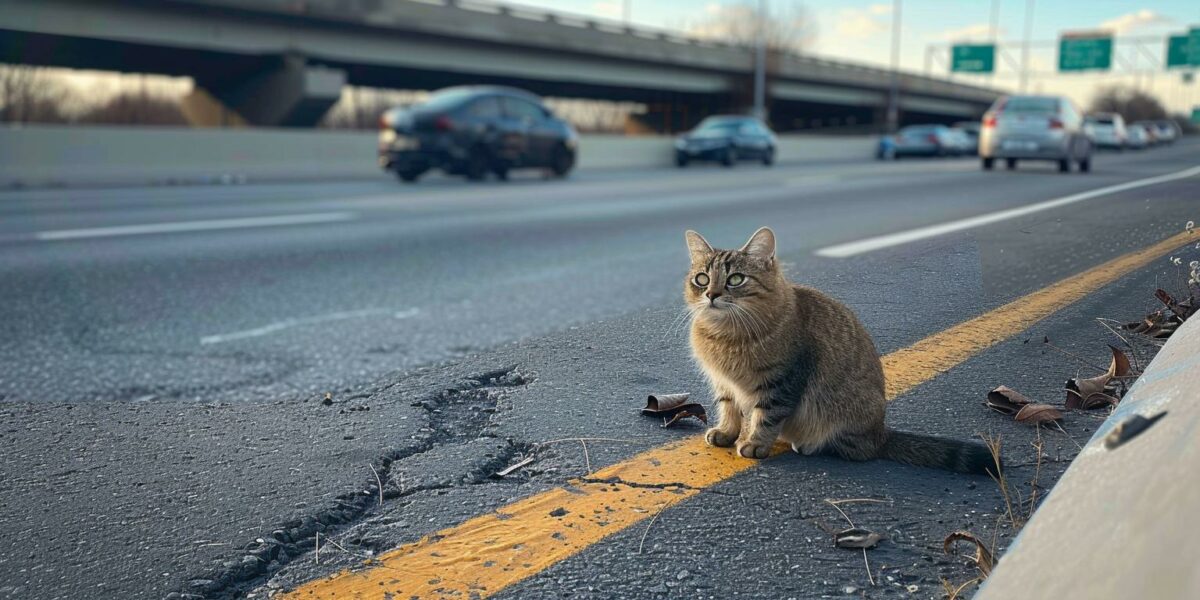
834 527 882 549
1064 389 1084 410
1106 344 1132 378
1079 392 1119 410
642 393 708 427
1065 345 1134 401
1015 404 1063 425
662 408 707 428
985 386 1033 415
1155 289 1196 321
943 531 994 577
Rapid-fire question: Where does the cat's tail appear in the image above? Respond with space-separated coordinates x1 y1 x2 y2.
878 429 999 476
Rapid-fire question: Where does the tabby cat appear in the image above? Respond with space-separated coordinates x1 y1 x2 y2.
685 227 994 475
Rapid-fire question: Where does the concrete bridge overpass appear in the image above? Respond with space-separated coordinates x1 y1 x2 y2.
0 0 1002 130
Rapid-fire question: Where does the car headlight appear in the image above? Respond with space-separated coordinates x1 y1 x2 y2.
379 129 397 144
674 138 688 150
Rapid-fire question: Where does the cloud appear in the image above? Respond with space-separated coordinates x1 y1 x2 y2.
834 5 890 39
591 1 622 18
933 23 1005 42
867 3 892 16
1099 9 1173 34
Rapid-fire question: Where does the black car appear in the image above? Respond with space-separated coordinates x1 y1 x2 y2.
378 86 578 183
674 116 776 167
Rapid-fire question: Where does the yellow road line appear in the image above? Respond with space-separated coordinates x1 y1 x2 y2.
281 230 1195 600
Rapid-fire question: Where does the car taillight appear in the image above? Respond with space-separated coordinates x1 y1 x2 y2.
982 115 997 128
378 114 389 129
926 134 939 143
1048 118 1063 129
434 115 455 131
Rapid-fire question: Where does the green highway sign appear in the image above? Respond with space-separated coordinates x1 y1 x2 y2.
951 44 995 73
1166 27 1200 68
1059 33 1112 72
1193 107 1200 125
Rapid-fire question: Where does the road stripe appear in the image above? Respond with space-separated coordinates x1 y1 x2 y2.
280 230 1196 600
199 308 419 345
814 165 1200 258
34 212 357 241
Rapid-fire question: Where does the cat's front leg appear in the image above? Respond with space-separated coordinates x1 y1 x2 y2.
736 396 792 459
704 392 741 448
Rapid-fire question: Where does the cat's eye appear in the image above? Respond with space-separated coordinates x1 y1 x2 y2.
727 273 746 287
693 272 710 287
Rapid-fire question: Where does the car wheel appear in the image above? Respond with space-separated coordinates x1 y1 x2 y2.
675 153 689 168
720 147 735 167
981 157 994 170
464 148 488 181
492 164 509 181
550 144 575 177
1058 158 1070 173
1005 158 1017 170
396 168 424 183
1078 156 1091 173
762 149 775 166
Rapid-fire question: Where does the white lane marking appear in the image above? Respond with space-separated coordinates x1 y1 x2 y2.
815 165 1200 258
35 212 358 241
200 308 419 345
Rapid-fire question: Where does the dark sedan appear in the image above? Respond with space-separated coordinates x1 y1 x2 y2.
674 116 776 167
378 86 578 183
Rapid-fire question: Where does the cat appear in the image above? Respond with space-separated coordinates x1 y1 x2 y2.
685 227 995 475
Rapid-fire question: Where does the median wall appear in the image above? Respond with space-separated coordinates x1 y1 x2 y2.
0 125 876 188
978 315 1200 599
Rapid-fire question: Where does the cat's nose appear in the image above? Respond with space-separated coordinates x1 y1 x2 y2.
705 290 722 301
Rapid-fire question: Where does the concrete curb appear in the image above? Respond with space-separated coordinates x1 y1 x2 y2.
977 313 1200 599
0 125 875 190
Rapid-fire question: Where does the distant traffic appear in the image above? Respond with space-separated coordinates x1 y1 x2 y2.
378 86 1188 184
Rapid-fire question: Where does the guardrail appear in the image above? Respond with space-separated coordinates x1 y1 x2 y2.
0 125 876 189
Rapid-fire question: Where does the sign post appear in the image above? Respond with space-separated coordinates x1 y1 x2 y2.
951 44 995 73
1059 32 1113 72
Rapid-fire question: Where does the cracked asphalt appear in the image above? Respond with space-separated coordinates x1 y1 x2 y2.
1 142 1198 600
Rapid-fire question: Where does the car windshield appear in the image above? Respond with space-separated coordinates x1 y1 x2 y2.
900 126 940 136
1002 97 1059 114
419 88 478 111
693 119 746 136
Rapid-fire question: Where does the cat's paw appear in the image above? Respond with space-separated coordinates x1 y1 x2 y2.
736 440 771 459
705 428 738 448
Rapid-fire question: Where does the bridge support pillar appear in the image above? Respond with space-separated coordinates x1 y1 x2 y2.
185 55 345 127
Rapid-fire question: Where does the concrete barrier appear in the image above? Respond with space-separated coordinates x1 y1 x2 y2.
978 315 1200 599
0 125 875 188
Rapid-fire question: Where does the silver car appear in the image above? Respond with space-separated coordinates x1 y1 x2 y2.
1084 113 1127 150
979 95 1093 173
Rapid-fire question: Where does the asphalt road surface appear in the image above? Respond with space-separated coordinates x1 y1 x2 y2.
1 142 1198 600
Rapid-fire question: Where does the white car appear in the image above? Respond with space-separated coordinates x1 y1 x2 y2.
1084 113 1127 150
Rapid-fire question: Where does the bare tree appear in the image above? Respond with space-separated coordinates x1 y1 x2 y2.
76 90 187 125
684 2 816 53
1089 85 1168 123
320 87 426 130
0 63 70 123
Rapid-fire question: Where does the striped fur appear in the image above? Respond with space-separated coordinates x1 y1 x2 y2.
685 228 994 475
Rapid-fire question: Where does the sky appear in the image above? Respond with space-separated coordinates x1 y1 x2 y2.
512 0 1200 113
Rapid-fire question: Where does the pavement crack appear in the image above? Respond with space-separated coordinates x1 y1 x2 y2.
170 366 535 600
576 475 703 492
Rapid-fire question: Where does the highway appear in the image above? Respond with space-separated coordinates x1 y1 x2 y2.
1 143 1198 599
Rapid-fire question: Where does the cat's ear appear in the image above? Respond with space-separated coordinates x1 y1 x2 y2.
739 227 776 259
685 230 713 259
